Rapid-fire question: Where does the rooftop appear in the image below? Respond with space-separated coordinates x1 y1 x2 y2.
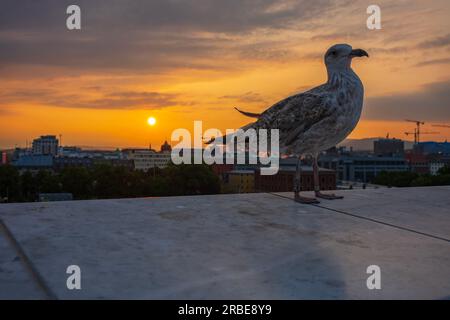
1 187 449 299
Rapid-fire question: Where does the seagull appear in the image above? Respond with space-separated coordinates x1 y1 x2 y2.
218 44 369 203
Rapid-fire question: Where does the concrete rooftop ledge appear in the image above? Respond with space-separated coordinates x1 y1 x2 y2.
1 187 449 299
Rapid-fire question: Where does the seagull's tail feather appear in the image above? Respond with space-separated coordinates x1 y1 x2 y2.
204 122 255 145
204 137 216 145
234 107 261 118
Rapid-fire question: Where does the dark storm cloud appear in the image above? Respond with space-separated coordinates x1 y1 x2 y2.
0 0 333 32
0 30 227 72
0 88 181 110
364 80 450 121
0 0 336 71
365 38 450 60
416 58 450 67
220 91 266 104
417 33 450 49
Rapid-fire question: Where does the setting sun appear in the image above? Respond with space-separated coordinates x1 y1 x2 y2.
147 117 156 126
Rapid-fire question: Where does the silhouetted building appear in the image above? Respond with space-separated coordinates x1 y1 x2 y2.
32 135 59 156
318 154 408 183
374 138 404 156
414 141 450 155
53 157 133 170
160 140 172 153
12 155 54 170
405 152 430 174
254 166 336 192
1 151 7 165
211 163 234 180
223 170 255 193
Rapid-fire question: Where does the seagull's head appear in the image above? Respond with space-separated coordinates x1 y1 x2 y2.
324 44 369 71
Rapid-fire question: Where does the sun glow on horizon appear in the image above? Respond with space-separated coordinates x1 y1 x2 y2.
147 116 157 126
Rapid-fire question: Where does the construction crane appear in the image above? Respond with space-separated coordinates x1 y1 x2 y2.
405 119 425 143
404 130 439 144
404 130 417 144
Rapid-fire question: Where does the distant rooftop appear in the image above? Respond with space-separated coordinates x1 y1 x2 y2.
12 154 53 167
1 187 449 299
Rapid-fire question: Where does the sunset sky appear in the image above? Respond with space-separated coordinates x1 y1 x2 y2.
1 0 450 149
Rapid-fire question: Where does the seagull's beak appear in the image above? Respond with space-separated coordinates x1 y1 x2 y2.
350 49 369 58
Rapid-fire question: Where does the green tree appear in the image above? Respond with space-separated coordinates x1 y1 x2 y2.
60 166 92 199
35 170 61 193
374 171 419 187
20 170 37 202
163 164 220 195
0 165 20 202
91 164 134 199
437 165 450 175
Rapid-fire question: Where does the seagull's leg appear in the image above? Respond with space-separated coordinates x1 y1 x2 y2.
313 155 343 200
294 156 319 204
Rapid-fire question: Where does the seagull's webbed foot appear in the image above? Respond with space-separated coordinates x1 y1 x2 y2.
315 191 343 200
294 192 320 204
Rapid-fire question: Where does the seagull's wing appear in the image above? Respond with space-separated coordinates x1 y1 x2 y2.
249 86 336 146
205 86 335 146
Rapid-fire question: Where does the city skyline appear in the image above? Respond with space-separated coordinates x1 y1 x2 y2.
1 0 450 149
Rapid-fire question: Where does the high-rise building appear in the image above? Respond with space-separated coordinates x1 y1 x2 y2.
32 135 59 156
374 138 404 156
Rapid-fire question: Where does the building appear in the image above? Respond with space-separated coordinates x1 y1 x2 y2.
122 148 172 171
254 166 336 192
1 151 8 165
12 147 31 161
12 154 54 170
429 162 446 176
32 135 59 156
405 152 429 174
318 154 408 183
223 170 255 193
58 146 82 157
374 138 404 156
160 140 172 153
211 163 234 178
53 157 133 170
414 141 450 155
59 147 123 160
216 155 337 192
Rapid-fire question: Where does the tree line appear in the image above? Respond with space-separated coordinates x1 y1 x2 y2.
373 166 450 187
0 164 220 203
